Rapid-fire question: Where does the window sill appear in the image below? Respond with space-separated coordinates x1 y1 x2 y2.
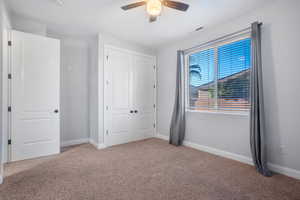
186 109 250 117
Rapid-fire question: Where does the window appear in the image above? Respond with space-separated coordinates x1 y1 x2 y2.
187 37 251 112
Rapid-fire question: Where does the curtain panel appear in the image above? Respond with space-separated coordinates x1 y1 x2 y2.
169 50 186 146
250 22 272 177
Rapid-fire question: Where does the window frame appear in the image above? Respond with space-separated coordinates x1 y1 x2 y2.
185 33 251 115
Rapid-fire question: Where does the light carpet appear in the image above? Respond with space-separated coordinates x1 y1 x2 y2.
0 138 299 200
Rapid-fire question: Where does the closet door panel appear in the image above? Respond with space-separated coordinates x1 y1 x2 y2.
133 56 155 112
104 48 133 146
111 51 132 112
132 113 155 137
132 55 155 137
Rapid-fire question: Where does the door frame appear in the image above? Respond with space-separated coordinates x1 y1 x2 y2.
1 27 11 185
2 29 11 165
103 45 157 147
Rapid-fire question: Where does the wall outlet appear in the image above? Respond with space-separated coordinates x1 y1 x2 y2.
279 145 287 155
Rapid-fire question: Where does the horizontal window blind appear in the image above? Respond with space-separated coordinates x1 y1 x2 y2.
217 38 251 110
189 48 215 110
187 37 251 112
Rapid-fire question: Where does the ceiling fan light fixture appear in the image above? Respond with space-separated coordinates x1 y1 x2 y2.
146 0 162 16
121 0 189 22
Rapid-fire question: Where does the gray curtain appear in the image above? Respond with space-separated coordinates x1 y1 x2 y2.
250 22 272 177
169 50 185 146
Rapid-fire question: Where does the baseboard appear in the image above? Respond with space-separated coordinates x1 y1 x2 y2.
61 138 89 147
0 175 3 184
183 140 254 166
155 133 252 165
97 143 106 149
155 133 169 141
89 139 106 150
268 163 300 180
155 133 300 180
89 139 98 148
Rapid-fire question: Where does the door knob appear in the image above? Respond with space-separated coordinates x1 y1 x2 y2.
130 110 134 113
54 109 59 113
134 110 138 113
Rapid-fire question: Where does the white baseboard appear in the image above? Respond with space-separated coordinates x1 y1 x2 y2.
89 139 106 150
97 143 106 149
155 133 300 180
0 175 3 184
268 163 300 180
155 133 169 141
61 138 89 147
89 139 98 148
182 140 253 166
62 138 107 150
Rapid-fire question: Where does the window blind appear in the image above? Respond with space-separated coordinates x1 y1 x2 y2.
189 48 215 110
217 39 251 110
187 37 251 112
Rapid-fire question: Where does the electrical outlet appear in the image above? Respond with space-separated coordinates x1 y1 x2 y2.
279 145 287 155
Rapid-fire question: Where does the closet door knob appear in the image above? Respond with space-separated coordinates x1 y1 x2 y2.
130 110 134 113
54 109 59 113
134 110 138 113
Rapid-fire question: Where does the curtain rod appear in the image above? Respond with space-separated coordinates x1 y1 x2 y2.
183 23 262 54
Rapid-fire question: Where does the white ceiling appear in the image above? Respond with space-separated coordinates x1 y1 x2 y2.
5 0 273 48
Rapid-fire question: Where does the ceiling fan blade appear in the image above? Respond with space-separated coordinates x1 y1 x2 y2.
121 1 146 10
163 0 189 11
149 16 157 23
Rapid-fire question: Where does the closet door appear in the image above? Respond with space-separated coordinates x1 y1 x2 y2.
104 46 156 147
132 55 156 138
104 48 133 146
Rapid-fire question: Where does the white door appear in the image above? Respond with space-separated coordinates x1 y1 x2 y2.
10 30 60 161
104 47 156 147
132 55 156 139
104 48 133 146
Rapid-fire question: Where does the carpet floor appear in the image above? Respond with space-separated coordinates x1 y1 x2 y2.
0 138 300 200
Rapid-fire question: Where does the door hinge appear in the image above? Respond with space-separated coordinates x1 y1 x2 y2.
153 123 156 128
106 130 109 135
106 55 109 60
8 41 12 46
8 106 11 112
153 65 156 69
8 139 12 145
106 106 109 110
8 74 12 79
153 104 156 109
153 84 156 89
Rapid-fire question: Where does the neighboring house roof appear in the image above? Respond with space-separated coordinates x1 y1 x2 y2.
190 68 250 99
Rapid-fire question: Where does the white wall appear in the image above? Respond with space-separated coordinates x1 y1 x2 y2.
88 37 99 145
157 0 300 177
58 38 90 145
0 0 11 183
46 33 92 146
88 33 156 145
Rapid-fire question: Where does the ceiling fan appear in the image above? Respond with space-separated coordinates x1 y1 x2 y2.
121 0 189 22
